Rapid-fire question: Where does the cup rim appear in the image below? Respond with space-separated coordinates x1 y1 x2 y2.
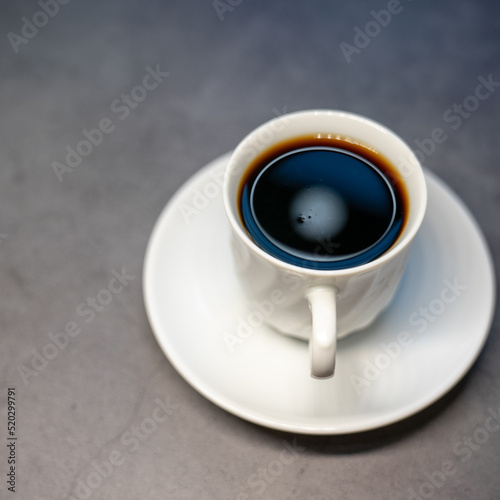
223 109 427 277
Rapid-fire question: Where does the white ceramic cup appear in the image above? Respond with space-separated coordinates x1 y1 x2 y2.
223 110 427 379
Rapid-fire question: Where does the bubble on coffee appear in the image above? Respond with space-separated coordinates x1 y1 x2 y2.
290 186 348 243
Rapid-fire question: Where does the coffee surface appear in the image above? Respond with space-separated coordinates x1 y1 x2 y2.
239 136 407 270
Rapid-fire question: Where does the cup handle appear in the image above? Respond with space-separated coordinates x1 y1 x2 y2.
307 286 337 379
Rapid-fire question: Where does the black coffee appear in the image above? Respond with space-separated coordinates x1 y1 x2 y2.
239 135 408 270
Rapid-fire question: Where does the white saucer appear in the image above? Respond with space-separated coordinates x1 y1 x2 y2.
143 153 496 435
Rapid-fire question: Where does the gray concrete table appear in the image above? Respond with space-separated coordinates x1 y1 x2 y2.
1 0 499 499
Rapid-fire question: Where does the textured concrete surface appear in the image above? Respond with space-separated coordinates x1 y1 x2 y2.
1 0 499 499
